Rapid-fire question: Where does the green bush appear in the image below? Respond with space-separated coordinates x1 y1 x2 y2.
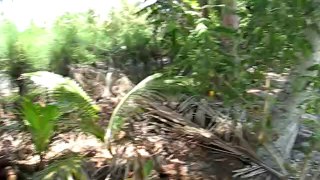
103 2 159 79
0 20 52 94
0 21 52 71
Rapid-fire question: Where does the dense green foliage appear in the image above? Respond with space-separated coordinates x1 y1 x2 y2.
0 0 318 149
0 21 52 71
137 0 317 101
0 0 320 179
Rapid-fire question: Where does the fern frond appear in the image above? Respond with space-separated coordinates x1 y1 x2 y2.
105 73 163 143
22 71 104 141
33 156 90 180
22 71 99 110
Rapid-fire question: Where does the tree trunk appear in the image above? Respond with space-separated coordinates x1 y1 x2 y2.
17 80 25 96
220 0 240 68
221 0 239 29
198 0 209 18
101 71 114 98
258 27 320 173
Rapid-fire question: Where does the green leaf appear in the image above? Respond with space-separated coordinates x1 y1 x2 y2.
21 98 60 153
22 71 99 111
33 157 89 180
143 159 154 178
182 0 200 9
307 64 320 71
80 117 105 141
21 99 41 129
213 26 237 36
194 22 208 37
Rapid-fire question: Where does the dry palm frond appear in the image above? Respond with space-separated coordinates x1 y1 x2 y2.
168 95 248 145
103 73 283 179
130 98 284 179
174 96 230 124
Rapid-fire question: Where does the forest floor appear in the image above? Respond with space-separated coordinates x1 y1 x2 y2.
0 65 319 179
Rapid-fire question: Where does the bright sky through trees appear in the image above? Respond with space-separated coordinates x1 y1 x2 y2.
0 0 140 31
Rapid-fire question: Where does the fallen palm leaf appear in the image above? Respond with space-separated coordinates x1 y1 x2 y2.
133 98 285 179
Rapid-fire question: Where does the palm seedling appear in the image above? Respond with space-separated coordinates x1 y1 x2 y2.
20 71 105 179
22 71 104 140
21 98 60 168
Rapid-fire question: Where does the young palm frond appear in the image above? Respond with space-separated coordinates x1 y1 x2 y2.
105 73 163 144
105 74 208 145
33 156 90 180
21 71 104 141
21 98 61 154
